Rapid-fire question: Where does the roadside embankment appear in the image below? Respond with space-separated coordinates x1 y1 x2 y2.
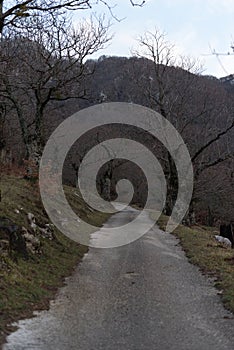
0 175 110 346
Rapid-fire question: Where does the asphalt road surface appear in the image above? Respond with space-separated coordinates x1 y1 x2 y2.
3 208 234 350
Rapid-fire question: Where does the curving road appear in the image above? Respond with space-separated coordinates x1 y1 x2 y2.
3 208 234 350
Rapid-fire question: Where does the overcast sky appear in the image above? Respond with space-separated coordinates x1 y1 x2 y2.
74 0 234 78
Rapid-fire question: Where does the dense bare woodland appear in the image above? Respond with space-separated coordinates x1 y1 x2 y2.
1 54 234 224
0 1 233 226
1 3 234 348
83 55 234 224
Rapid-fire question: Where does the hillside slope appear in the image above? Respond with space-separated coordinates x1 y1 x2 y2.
0 175 109 346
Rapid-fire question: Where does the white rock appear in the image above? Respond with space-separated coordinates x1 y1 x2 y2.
214 235 232 248
28 212 35 221
28 213 37 230
22 227 41 254
39 227 53 240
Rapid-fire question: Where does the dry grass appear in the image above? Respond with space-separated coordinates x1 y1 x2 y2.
0 175 110 345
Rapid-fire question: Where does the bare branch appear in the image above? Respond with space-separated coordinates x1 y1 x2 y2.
0 13 112 160
192 120 234 163
0 0 145 34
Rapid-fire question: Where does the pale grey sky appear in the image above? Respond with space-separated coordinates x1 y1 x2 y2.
74 0 234 78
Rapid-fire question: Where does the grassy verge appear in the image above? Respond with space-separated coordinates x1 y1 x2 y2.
154 213 234 313
0 175 110 346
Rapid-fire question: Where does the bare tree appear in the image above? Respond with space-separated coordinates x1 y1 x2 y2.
133 29 234 222
0 103 6 155
0 15 111 164
0 0 146 34
194 158 234 225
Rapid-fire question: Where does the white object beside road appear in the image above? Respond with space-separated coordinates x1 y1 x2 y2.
214 235 232 248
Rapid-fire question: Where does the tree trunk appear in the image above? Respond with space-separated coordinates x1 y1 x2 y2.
25 138 44 179
99 161 113 201
25 106 45 178
207 206 214 227
182 198 196 226
164 152 178 216
0 2 4 35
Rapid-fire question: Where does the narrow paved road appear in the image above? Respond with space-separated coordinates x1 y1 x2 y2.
3 208 234 350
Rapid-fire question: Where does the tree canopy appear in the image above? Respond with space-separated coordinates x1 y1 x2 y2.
0 0 146 34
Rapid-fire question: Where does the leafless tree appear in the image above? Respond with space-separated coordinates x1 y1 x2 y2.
0 15 111 164
0 0 146 34
133 29 234 222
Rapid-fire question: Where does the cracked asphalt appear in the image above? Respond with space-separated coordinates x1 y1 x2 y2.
3 208 234 350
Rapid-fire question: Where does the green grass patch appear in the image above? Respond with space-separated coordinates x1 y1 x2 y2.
0 175 110 345
154 213 234 313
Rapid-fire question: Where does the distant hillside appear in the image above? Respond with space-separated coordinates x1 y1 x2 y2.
2 55 234 224
74 56 234 223
220 74 234 93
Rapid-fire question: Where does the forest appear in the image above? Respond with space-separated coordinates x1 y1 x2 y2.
0 1 234 347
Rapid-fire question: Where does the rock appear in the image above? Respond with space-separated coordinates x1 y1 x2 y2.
28 213 34 222
27 213 54 240
0 217 42 258
28 213 37 230
214 235 232 248
0 217 18 237
38 226 54 240
0 217 28 259
9 228 29 259
0 239 9 255
22 227 41 255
